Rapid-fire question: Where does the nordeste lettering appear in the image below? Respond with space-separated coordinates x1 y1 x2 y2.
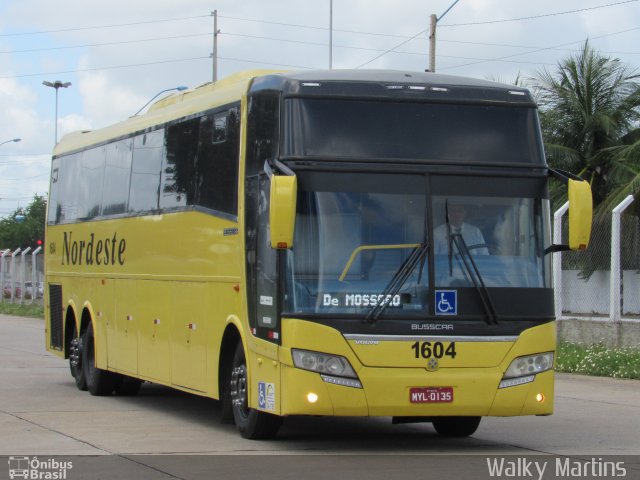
62 231 126 266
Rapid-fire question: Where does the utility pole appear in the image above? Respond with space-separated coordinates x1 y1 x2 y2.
211 10 219 82
428 14 437 72
428 0 461 73
329 0 333 69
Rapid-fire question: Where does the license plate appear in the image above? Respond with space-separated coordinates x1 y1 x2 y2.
410 387 453 403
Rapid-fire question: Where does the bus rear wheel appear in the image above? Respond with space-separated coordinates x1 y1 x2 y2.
432 416 481 437
69 324 87 391
229 343 281 439
82 322 116 396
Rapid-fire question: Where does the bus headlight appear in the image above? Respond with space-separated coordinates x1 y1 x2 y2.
500 352 554 388
292 349 358 379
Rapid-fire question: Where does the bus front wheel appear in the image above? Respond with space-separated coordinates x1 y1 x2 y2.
82 322 116 396
432 416 481 437
229 343 281 439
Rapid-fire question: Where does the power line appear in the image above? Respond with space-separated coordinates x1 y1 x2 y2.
0 15 209 37
440 0 639 27
0 32 212 55
0 56 211 79
0 54 315 80
441 25 640 71
356 29 427 69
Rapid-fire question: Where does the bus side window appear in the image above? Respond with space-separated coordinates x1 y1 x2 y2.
103 139 132 215
129 129 164 213
48 163 60 224
196 107 240 216
161 119 199 209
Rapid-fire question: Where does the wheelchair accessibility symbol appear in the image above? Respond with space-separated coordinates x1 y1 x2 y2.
435 290 457 315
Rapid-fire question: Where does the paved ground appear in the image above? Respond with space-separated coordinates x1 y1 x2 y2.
1 314 638 479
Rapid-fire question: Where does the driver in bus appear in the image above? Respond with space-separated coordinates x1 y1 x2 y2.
433 203 489 255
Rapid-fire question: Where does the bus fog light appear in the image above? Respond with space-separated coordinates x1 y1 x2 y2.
503 352 554 379
307 392 319 403
536 393 545 403
292 349 358 378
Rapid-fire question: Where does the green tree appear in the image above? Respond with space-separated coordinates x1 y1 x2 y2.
531 40 640 210
529 41 640 278
0 195 46 250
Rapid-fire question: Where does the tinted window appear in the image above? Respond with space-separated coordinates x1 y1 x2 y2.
57 153 81 222
48 159 60 223
196 108 239 215
78 146 105 218
102 139 132 215
129 130 164 213
246 93 280 176
284 98 543 164
161 119 199 209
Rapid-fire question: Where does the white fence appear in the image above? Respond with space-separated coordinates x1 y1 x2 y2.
555 195 639 320
0 247 44 305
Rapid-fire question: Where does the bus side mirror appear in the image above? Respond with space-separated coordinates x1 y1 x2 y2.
270 174 297 249
567 178 592 251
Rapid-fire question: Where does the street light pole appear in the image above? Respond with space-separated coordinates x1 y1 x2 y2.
42 80 72 144
0 138 21 147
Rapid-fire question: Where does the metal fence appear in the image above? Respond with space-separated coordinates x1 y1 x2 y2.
0 247 44 305
555 195 639 320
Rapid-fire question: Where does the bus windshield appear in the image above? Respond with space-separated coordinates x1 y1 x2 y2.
284 180 552 317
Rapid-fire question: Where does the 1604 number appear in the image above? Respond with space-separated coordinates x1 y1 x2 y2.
411 341 457 359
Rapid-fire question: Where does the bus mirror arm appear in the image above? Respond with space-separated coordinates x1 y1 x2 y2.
544 244 570 255
548 167 584 184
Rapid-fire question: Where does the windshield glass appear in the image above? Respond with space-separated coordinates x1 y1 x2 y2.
433 195 551 288
284 181 552 317
285 187 428 316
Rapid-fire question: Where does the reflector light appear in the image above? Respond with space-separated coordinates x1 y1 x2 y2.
277 242 288 249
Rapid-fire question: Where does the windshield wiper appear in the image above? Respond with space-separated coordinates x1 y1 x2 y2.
450 233 499 325
443 199 498 325
364 242 429 324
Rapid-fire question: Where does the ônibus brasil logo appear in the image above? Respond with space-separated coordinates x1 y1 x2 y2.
7 456 73 480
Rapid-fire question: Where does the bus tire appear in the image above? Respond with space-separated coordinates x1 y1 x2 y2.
82 322 116 396
230 343 281 439
432 416 481 437
69 324 87 391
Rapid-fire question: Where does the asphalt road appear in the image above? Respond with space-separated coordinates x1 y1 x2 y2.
1 314 638 480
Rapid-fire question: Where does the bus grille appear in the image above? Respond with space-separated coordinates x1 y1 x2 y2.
49 284 63 350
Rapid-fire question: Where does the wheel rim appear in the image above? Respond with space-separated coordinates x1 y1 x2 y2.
69 336 81 369
230 364 249 420
86 333 96 382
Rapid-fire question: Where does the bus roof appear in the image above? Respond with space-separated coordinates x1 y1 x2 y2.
53 69 281 156
250 69 535 105
54 69 535 156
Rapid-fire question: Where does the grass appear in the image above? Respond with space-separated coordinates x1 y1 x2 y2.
556 341 640 379
0 302 44 318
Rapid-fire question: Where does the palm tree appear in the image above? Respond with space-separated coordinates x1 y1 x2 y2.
530 40 640 210
530 41 640 279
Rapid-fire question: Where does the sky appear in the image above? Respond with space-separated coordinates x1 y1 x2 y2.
0 0 639 220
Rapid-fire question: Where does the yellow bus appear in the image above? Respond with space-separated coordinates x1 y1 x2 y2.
45 70 592 439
